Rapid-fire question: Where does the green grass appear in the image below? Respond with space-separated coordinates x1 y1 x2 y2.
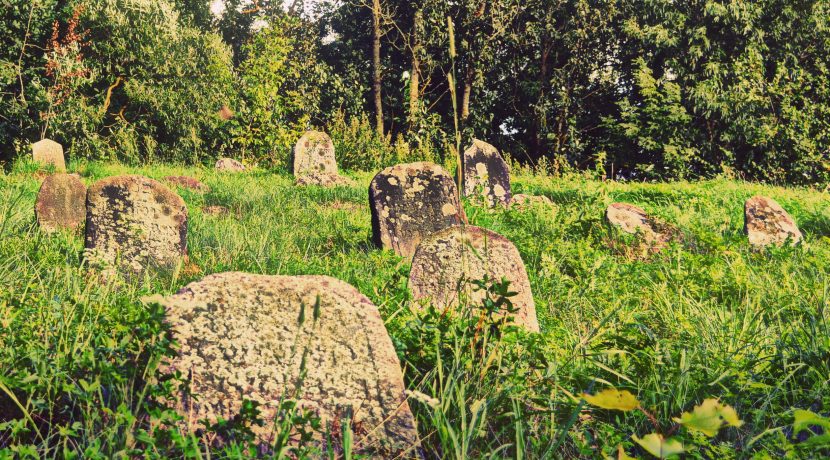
1 160 829 458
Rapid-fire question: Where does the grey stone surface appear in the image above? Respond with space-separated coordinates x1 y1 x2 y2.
409 225 540 332
84 175 187 273
160 272 420 457
744 196 803 247
461 140 511 207
35 173 86 233
293 131 337 177
215 158 245 172
370 162 467 257
32 139 66 171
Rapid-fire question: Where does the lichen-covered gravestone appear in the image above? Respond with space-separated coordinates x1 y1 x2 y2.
370 162 467 257
164 176 209 193
32 138 66 172
293 131 337 177
744 196 803 247
510 194 554 209
215 157 245 172
35 173 86 233
606 203 666 242
409 225 540 332
84 175 187 273
461 139 511 207
159 272 420 457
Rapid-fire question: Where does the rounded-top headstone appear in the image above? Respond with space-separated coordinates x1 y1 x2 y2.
605 203 658 238
159 272 420 456
32 138 66 172
370 162 467 257
35 173 86 233
744 196 803 247
84 175 187 273
293 131 337 177
462 139 511 207
409 225 540 332
215 157 245 172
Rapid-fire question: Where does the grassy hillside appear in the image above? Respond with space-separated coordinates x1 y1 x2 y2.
1 160 829 458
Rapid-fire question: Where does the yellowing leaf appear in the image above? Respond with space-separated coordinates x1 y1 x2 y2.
617 444 638 460
793 409 830 434
673 399 743 437
632 433 684 459
583 388 640 411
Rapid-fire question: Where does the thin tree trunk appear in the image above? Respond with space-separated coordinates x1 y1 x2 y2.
461 65 474 122
533 44 550 159
408 9 423 131
372 0 384 136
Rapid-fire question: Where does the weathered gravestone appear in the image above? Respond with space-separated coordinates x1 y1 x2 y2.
605 203 668 245
164 176 209 193
35 173 86 233
511 194 554 210
85 175 187 273
744 196 803 247
295 172 356 188
461 139 511 207
293 131 337 177
215 157 245 172
409 225 540 332
370 162 467 257
159 272 420 457
31 138 66 172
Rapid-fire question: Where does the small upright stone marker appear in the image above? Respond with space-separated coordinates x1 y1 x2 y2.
159 272 420 456
35 173 86 233
85 175 187 273
409 225 540 332
461 139 511 207
215 158 245 172
293 131 337 177
32 139 66 171
744 196 803 247
164 176 209 193
370 162 467 257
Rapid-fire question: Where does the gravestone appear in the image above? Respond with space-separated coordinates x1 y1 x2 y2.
511 194 554 209
84 175 187 273
744 196 803 247
606 203 663 242
164 176 209 193
35 173 86 233
461 139 511 207
215 158 245 172
293 131 337 177
370 162 467 257
295 172 356 188
409 225 540 332
32 139 66 172
159 272 420 456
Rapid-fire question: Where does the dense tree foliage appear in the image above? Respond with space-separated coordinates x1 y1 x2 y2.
2 0 829 183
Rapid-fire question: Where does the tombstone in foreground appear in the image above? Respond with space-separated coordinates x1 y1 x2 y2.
159 272 420 456
409 225 539 332
215 157 245 172
461 139 511 207
85 175 187 273
35 173 86 233
293 131 337 177
370 162 467 257
32 138 66 172
744 196 803 247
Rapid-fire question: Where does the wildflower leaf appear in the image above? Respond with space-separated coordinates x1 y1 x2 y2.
632 433 684 459
582 388 640 411
793 409 830 434
673 399 743 437
617 444 638 460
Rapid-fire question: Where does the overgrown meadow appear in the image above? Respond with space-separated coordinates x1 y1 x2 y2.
1 160 829 458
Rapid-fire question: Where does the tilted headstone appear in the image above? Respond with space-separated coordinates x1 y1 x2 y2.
461 139 511 207
744 196 803 247
293 131 337 177
606 203 663 241
215 157 245 172
164 176 209 193
159 272 420 456
409 225 540 332
370 162 467 257
35 173 86 233
31 138 66 172
85 175 187 273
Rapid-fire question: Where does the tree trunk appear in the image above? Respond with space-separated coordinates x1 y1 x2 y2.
408 9 423 131
532 44 550 160
372 0 384 136
461 65 474 122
